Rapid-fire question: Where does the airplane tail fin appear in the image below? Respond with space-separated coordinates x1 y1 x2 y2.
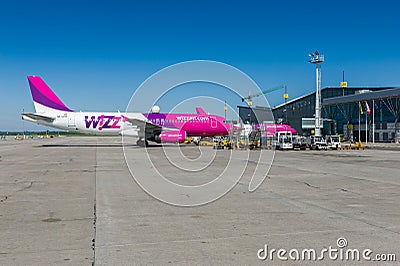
27 76 73 113
195 107 207 115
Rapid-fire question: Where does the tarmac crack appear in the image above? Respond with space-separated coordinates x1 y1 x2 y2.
337 187 361 195
16 181 33 192
92 139 98 266
302 181 320 189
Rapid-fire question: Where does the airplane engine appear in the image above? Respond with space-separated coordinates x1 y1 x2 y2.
155 130 187 143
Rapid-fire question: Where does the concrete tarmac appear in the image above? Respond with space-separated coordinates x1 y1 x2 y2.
0 136 399 265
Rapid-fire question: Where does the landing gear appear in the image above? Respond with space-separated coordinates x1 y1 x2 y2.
136 139 149 147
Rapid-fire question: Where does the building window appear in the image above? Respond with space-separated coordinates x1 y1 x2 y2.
382 122 387 130
383 132 388 141
374 133 379 141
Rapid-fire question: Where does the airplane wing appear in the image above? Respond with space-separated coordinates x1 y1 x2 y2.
22 113 55 123
126 118 163 135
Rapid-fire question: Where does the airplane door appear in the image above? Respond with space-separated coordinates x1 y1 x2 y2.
68 113 76 127
211 117 217 128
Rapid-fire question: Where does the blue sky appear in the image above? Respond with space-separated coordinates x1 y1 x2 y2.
1 0 399 130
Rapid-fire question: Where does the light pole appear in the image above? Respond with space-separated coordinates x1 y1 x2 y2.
224 100 227 122
283 86 288 123
308 51 324 137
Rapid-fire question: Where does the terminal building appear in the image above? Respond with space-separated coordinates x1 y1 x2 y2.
238 86 400 142
237 105 274 125
272 86 400 142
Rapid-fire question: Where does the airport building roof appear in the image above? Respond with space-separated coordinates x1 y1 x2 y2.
273 87 396 110
273 92 314 109
322 87 400 106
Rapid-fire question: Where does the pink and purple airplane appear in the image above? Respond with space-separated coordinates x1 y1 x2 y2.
22 76 230 146
22 76 296 146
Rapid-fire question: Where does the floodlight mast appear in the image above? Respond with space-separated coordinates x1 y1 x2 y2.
308 51 324 137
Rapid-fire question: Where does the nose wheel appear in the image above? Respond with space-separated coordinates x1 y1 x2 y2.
136 138 149 147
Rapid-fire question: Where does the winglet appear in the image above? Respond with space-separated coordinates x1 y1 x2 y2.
195 107 207 115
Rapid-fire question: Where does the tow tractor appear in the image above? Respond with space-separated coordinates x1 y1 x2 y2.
274 131 293 150
213 136 232 149
249 130 261 150
310 136 328 150
293 135 307 150
326 135 341 150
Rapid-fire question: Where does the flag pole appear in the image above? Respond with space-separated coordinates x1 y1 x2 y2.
366 108 368 144
358 101 361 143
372 100 375 143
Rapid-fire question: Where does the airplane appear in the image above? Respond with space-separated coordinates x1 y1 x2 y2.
22 76 229 146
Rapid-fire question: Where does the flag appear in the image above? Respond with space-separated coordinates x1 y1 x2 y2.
359 102 363 114
365 102 371 115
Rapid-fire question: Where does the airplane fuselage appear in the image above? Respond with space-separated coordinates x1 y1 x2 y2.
24 111 229 138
